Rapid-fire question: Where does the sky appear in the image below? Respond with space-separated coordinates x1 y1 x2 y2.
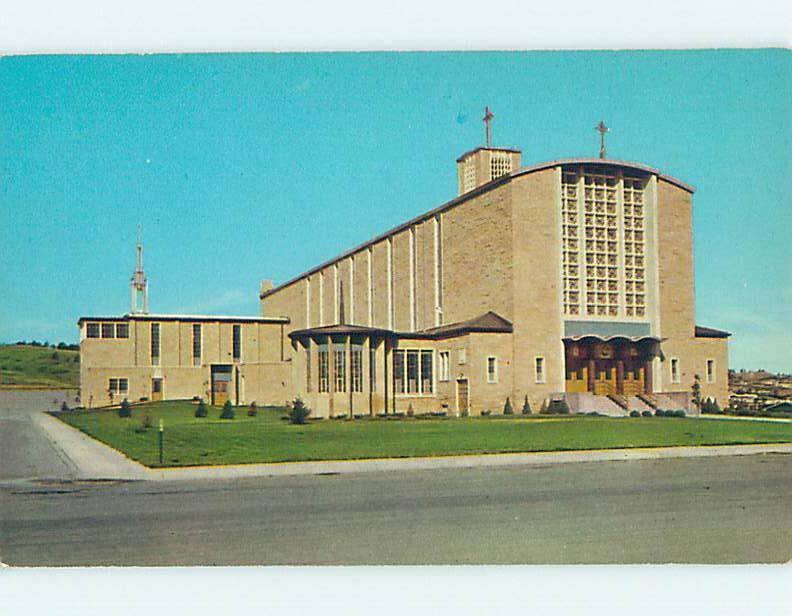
0 50 790 372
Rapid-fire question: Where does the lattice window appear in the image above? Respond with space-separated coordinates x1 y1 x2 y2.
583 173 619 316
561 172 581 315
623 177 646 317
490 153 512 180
462 157 476 193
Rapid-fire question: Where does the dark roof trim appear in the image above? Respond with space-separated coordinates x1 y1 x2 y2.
513 158 695 194
694 325 731 338
456 146 522 163
563 335 661 343
289 312 513 341
78 314 289 325
262 157 693 299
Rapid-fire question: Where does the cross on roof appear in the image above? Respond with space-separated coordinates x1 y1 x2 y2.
595 120 609 159
483 106 495 147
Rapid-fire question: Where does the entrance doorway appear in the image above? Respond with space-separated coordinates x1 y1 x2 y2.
594 360 616 396
211 365 233 406
456 378 469 416
151 378 163 401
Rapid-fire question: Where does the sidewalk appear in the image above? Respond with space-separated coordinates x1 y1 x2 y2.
35 412 792 482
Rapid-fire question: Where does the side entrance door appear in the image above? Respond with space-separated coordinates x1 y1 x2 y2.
211 365 233 406
151 378 163 401
456 378 469 416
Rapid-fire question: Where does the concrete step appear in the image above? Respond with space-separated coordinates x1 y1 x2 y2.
566 392 628 417
627 396 654 413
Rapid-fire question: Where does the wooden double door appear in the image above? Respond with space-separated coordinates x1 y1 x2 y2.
211 365 234 406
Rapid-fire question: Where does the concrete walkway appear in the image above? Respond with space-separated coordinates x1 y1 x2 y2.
34 411 792 482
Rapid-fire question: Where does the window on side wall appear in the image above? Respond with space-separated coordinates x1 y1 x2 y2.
86 323 100 338
535 357 545 384
487 356 498 383
233 324 241 361
101 323 115 338
115 323 129 338
458 348 467 365
439 351 450 382
706 359 715 384
670 358 680 383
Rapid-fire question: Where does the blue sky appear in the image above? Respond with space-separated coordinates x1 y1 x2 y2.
1 50 789 372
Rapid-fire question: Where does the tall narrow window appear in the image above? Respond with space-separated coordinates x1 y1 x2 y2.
118 378 129 394
671 358 680 383
406 350 419 394
318 343 329 393
367 248 374 327
706 359 715 384
305 344 312 392
333 341 346 393
393 349 405 394
487 356 498 383
351 343 363 393
232 324 241 361
305 277 311 328
387 238 394 330
369 345 377 393
409 227 417 331
319 272 325 326
535 357 546 384
439 351 450 381
108 378 118 393
458 348 467 365
420 350 433 394
434 215 443 326
333 264 339 323
349 257 355 324
192 324 202 366
150 323 160 366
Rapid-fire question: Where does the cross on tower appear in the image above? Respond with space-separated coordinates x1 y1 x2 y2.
483 106 495 147
595 120 609 160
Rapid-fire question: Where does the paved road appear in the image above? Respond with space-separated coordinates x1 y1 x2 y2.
2 453 790 565
0 390 79 481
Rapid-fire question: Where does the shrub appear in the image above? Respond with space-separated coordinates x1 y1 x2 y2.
220 400 235 420
548 399 570 415
288 397 311 424
503 397 514 415
674 410 686 418
248 402 258 417
332 413 348 420
642 410 652 417
407 404 414 417
60 400 70 413
629 410 640 417
655 409 665 417
481 409 492 416
521 395 532 415
195 399 208 418
461 409 469 417
119 398 131 418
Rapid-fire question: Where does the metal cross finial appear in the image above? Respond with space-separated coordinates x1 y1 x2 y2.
595 120 610 159
483 106 495 147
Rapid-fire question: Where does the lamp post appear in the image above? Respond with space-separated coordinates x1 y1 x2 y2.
159 418 164 465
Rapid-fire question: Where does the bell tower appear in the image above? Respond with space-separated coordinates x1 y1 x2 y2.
131 224 148 314
457 106 522 195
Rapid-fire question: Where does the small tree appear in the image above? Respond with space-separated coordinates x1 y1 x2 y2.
521 395 532 415
220 400 235 420
288 397 311 424
119 398 132 418
60 400 70 413
195 399 208 418
503 397 514 415
539 399 548 414
692 374 702 411
248 401 258 417
407 403 414 417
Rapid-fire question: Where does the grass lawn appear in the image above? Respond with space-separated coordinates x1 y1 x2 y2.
56 400 792 467
0 344 79 389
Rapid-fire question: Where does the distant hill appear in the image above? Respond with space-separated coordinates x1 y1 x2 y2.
0 344 79 389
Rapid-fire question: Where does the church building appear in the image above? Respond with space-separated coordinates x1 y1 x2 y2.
79 113 730 417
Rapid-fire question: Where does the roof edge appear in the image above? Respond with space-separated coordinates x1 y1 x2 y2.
78 314 290 325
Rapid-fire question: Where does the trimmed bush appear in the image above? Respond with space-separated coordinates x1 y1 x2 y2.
655 409 665 417
481 409 492 417
288 397 311 424
521 395 532 415
629 410 640 417
642 410 652 417
195 399 208 418
119 398 132 418
674 409 686 418
60 400 70 413
220 400 235 420
407 404 414 417
548 399 570 415
503 397 514 415
248 402 258 417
